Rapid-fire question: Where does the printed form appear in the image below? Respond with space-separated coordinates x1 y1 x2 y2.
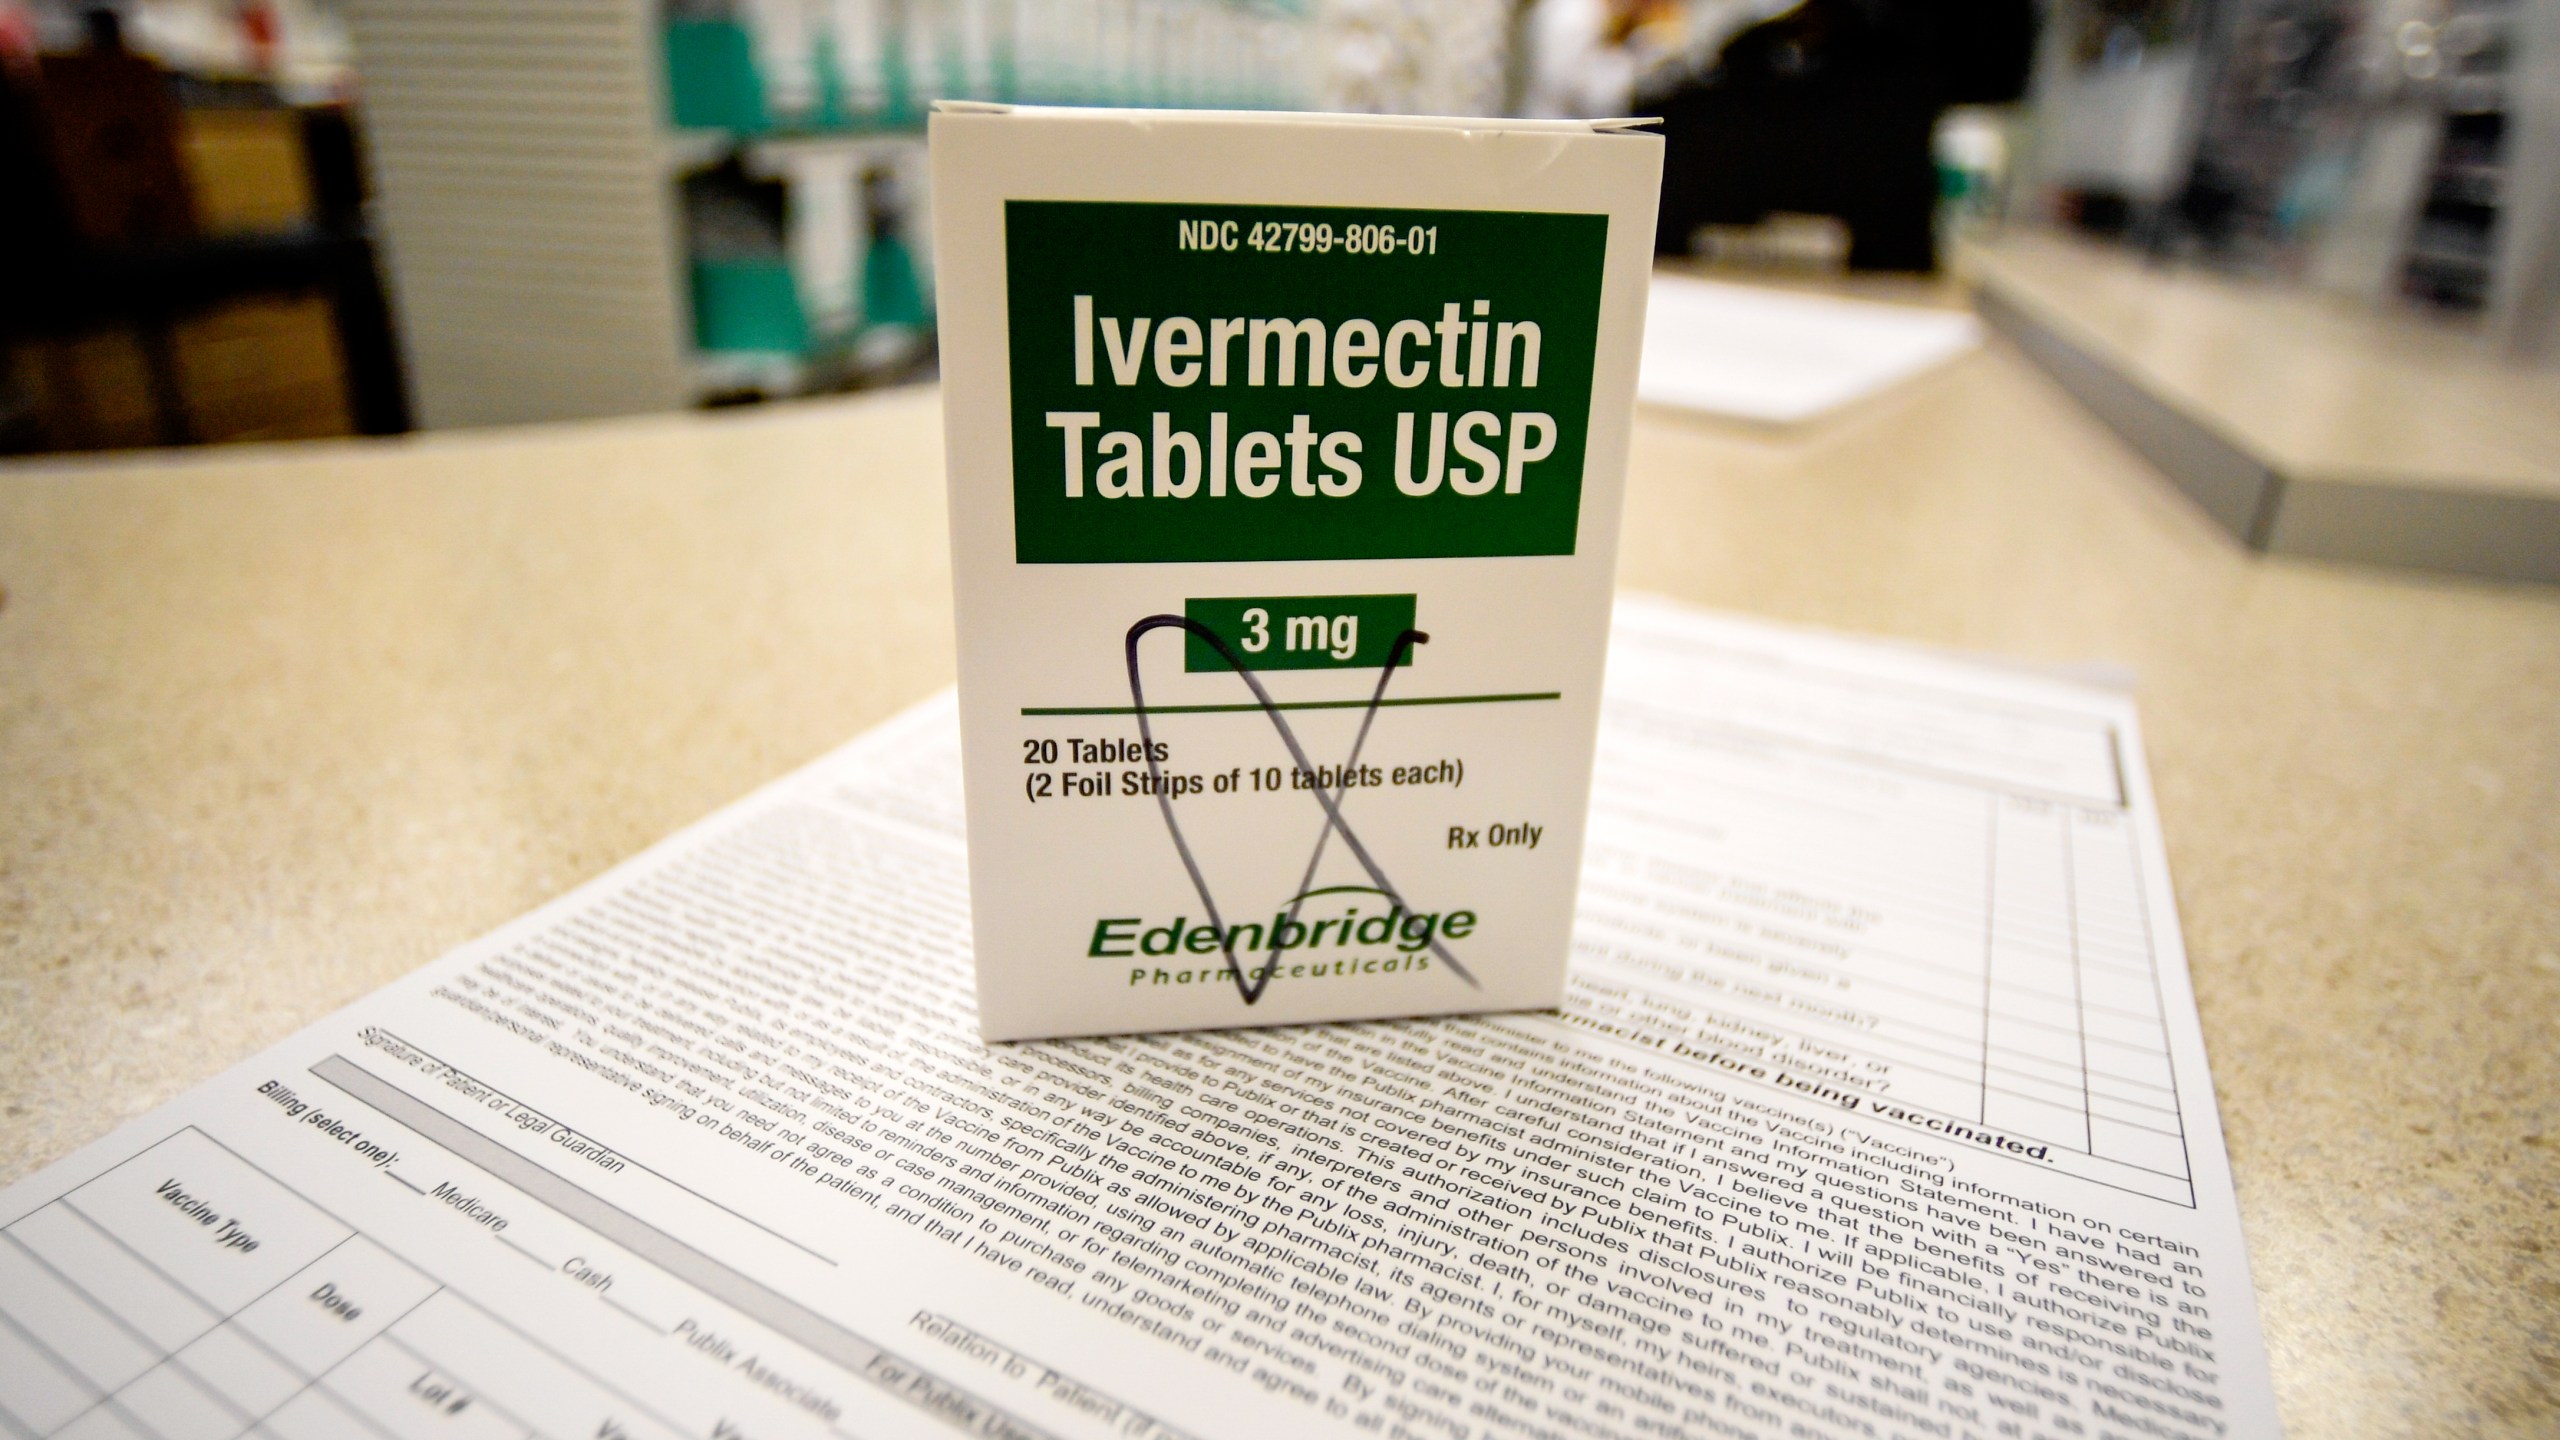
0 598 2278 1440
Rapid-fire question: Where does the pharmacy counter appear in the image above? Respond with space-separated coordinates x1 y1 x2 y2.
3 348 2556 1433
1968 233 2560 584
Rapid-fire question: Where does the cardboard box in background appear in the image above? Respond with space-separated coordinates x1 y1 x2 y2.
183 107 316 236
1 102 357 454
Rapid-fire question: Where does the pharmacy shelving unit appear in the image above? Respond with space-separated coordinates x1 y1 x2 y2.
346 0 1314 430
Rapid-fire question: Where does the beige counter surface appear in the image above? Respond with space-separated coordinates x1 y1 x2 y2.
1966 234 2560 497
3 346 2556 1434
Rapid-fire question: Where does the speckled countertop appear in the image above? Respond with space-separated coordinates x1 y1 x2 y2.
3 333 2555 1434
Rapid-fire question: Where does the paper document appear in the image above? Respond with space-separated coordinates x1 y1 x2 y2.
1638 275 1981 423
0 599 2276 1440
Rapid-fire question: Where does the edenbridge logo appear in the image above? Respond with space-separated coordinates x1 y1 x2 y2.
1088 886 1478 990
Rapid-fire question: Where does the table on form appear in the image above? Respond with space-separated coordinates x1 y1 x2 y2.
1571 622 2197 1206
0 1127 691 1440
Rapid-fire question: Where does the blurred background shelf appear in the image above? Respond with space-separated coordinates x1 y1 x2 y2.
2011 0 2560 358
338 0 1546 426
4 0 2554 598
344 0 1348 427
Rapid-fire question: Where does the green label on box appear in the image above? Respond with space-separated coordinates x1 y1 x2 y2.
1183 594 1419 672
1005 201 1609 564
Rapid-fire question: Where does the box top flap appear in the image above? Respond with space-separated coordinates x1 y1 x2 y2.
930 101 1656 136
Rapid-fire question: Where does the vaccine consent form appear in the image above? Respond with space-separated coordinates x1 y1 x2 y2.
0 600 2277 1440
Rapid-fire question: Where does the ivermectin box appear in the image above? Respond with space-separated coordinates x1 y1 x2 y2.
932 104 1660 1040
